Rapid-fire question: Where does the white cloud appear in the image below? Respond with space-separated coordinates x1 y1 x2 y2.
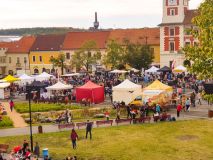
0 0 203 29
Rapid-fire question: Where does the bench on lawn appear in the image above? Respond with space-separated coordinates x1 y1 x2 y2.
135 116 151 123
96 120 113 127
153 114 171 122
0 144 9 154
75 122 94 129
58 123 75 130
115 119 132 125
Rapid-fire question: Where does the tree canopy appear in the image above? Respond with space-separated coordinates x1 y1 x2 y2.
49 54 66 75
183 0 213 79
71 41 101 71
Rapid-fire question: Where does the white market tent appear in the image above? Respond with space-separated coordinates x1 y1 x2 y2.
61 73 80 77
110 69 128 74
173 65 187 73
18 74 34 85
0 82 10 99
46 81 73 91
145 66 159 73
35 72 54 81
112 79 141 105
130 68 140 72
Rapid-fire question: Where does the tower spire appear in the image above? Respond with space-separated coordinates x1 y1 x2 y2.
93 12 99 30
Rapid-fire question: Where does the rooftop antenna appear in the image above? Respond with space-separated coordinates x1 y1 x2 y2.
93 12 99 30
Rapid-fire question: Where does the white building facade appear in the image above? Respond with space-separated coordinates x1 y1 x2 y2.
159 0 198 67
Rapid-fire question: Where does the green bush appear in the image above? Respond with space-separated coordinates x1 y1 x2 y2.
0 116 13 128
203 94 213 103
14 103 83 113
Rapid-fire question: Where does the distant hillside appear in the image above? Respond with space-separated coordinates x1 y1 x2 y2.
0 27 88 36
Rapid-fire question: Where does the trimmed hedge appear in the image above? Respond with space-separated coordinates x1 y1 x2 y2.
0 116 13 128
15 103 83 113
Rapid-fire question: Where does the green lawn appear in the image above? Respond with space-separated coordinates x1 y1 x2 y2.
0 116 13 129
0 120 213 160
14 102 83 113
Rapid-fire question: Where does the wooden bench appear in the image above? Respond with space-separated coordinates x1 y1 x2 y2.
75 122 94 129
96 120 113 127
153 114 171 122
135 116 151 123
0 144 9 154
58 123 75 130
115 119 132 125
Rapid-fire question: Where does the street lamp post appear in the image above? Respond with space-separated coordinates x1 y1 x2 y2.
24 59 27 74
28 88 33 152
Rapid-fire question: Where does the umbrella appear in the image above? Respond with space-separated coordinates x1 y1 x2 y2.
173 65 187 73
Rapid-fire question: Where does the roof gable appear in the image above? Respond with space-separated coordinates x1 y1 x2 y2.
31 34 65 51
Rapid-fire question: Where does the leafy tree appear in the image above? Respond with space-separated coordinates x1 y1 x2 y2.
71 41 101 71
49 54 66 75
125 43 154 70
103 40 126 69
183 0 213 79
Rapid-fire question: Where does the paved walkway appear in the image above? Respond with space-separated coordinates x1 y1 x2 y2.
3 102 27 128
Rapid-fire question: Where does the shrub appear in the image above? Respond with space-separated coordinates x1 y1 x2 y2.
0 116 13 128
14 103 83 113
203 94 213 103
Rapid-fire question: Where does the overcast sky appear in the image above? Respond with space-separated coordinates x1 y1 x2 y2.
0 0 203 29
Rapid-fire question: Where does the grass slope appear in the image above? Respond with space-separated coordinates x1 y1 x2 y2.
0 120 212 160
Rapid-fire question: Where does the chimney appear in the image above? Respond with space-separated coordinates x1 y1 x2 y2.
93 12 99 30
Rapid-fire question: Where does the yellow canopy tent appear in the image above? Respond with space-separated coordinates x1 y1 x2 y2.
3 75 20 83
142 80 173 105
143 80 172 92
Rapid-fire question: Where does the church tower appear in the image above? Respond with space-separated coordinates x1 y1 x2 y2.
159 0 192 67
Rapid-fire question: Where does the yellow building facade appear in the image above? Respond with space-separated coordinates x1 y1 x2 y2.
29 51 62 74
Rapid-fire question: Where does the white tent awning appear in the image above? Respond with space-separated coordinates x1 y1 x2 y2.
0 82 10 89
61 73 80 77
46 81 73 90
145 66 159 73
110 69 127 73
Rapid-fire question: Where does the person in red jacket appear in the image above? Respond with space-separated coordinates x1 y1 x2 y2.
176 103 182 118
70 129 78 149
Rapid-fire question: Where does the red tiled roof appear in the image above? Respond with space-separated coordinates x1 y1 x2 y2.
6 36 36 54
31 34 65 51
108 28 160 45
62 31 110 50
0 42 15 49
183 9 198 25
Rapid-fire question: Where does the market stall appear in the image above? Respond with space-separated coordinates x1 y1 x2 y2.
76 81 104 104
173 65 187 73
145 66 159 73
0 82 10 99
2 75 20 83
35 72 54 81
142 80 173 105
112 79 141 105
18 74 34 86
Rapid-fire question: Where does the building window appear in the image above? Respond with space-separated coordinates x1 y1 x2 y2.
170 28 175 36
17 57 20 63
170 9 175 16
66 53 70 59
24 57 27 64
33 56 36 62
185 42 190 46
183 0 188 6
9 57 12 63
150 48 154 54
39 56 42 62
194 42 198 46
169 42 175 52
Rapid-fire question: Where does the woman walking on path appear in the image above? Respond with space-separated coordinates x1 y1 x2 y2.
9 100 14 112
70 129 78 149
